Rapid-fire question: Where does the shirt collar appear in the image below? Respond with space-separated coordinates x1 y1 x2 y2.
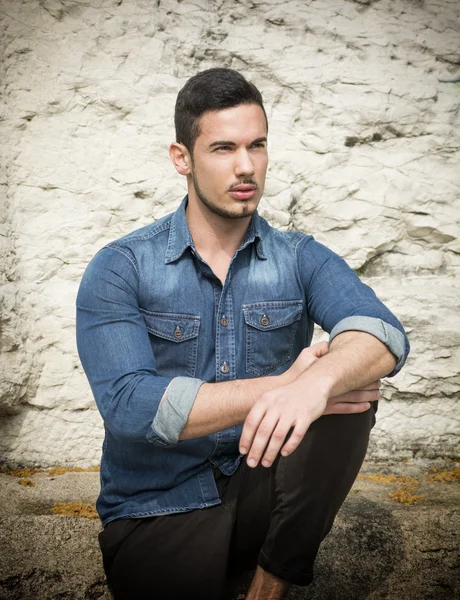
164 196 267 264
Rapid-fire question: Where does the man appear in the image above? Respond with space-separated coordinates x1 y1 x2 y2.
77 68 409 600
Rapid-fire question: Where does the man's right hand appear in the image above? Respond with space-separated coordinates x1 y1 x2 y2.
324 381 380 415
281 342 329 385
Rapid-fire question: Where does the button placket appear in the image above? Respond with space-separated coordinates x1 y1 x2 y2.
215 281 234 382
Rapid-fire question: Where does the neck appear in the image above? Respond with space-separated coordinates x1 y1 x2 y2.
185 194 252 258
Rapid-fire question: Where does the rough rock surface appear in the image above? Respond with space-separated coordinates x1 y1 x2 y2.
0 460 459 599
0 0 459 465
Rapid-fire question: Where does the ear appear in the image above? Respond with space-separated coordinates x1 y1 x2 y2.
169 142 192 175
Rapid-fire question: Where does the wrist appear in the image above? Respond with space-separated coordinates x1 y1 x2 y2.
276 370 294 387
298 370 336 398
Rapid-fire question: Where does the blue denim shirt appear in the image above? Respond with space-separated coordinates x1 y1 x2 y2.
76 197 409 526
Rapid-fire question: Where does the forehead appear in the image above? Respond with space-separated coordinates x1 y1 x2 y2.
196 104 267 145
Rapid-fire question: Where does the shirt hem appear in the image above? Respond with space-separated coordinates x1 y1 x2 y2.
100 498 222 528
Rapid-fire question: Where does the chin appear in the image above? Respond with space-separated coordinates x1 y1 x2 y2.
227 203 257 219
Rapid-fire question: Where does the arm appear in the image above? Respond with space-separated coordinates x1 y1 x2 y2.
76 246 182 444
179 340 382 440
238 237 410 467
179 343 329 440
77 243 388 447
302 330 396 399
238 331 393 468
77 246 353 446
302 237 409 377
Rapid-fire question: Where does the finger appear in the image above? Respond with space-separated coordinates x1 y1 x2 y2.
354 380 381 391
246 414 280 468
259 420 292 468
239 404 267 455
280 420 310 458
324 401 371 415
308 341 329 358
294 343 328 372
330 388 380 404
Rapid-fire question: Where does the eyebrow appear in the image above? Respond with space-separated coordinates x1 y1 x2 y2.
208 137 267 148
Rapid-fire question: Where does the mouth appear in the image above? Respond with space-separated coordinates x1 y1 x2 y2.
228 184 258 201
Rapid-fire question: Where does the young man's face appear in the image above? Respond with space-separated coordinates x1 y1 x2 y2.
188 103 268 220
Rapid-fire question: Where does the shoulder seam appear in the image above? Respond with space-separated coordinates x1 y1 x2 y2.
122 220 171 243
104 245 140 276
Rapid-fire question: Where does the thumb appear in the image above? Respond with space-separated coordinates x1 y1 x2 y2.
308 341 329 359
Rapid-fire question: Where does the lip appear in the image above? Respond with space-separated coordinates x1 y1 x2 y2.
228 185 257 200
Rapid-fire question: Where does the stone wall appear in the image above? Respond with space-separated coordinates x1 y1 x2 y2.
0 0 459 466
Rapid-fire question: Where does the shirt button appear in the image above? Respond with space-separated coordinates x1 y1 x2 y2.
174 326 183 339
220 316 229 327
220 362 229 374
260 314 270 326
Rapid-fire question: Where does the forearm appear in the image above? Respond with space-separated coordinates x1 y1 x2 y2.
179 374 286 440
179 343 330 441
239 331 396 467
299 330 397 398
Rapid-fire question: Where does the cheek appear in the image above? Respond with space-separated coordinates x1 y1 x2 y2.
257 157 268 178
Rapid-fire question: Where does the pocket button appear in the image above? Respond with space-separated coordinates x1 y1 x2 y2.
173 326 183 339
260 314 270 326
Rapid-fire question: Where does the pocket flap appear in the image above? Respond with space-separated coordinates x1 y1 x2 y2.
242 301 303 331
141 310 200 343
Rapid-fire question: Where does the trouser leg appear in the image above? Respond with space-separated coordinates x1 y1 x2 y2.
99 497 235 600
256 406 376 585
99 406 375 598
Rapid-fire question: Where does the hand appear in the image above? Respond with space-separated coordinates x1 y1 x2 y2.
324 380 381 415
239 379 381 469
239 377 329 469
280 341 329 385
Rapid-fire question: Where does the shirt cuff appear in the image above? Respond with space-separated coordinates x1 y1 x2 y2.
328 316 407 376
147 377 205 447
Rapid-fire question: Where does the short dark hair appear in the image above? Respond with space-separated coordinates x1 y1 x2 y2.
174 68 268 155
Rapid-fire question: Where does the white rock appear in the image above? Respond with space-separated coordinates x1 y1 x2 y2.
0 0 459 465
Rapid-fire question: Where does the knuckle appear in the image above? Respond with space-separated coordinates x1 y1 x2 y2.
258 425 272 436
245 415 260 428
260 390 275 402
283 441 297 454
249 440 264 453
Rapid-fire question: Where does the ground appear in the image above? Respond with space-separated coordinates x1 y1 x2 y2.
0 459 458 600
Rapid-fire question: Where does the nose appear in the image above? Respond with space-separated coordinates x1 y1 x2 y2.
234 148 255 178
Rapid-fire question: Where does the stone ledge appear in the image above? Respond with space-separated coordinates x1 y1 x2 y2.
0 461 458 600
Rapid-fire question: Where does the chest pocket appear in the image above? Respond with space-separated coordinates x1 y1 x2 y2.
140 310 200 377
243 300 303 377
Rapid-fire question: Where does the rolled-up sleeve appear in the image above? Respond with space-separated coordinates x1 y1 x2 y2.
297 237 410 376
147 377 204 447
76 246 203 445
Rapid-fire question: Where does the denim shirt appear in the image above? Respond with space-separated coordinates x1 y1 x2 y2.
76 197 409 526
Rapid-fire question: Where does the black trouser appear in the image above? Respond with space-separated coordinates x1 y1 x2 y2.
99 407 376 600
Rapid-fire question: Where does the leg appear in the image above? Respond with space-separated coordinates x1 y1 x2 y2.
258 406 376 587
99 501 234 600
229 406 376 598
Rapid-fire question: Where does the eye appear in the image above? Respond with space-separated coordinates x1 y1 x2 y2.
214 145 232 152
251 142 266 149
